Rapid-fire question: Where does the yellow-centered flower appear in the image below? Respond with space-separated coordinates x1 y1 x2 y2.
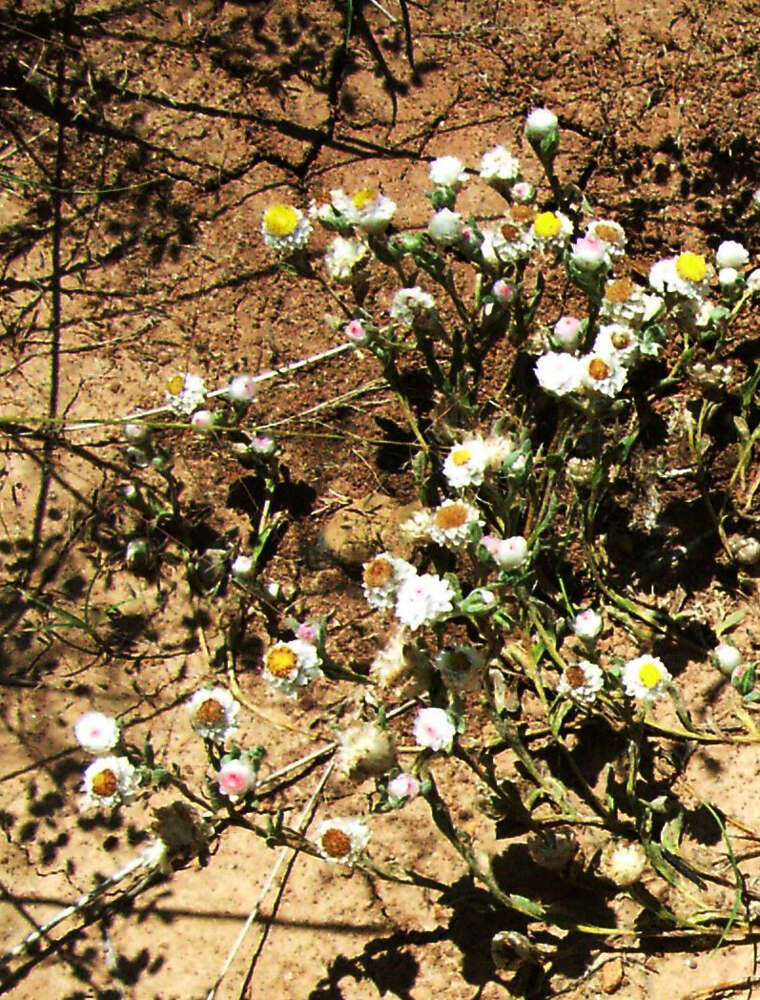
675 252 707 283
638 660 663 689
263 203 300 237
533 212 561 239
352 188 377 210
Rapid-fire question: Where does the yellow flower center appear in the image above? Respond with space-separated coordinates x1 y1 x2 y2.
534 212 561 239
588 358 611 380
605 277 634 303
265 646 298 678
451 447 472 467
435 503 468 530
166 375 185 395
264 204 300 237
352 188 377 210
594 223 622 244
321 827 352 858
638 661 662 689
675 252 707 282
363 557 394 589
92 769 118 797
611 330 633 349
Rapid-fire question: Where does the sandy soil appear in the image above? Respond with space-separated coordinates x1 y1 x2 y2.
2 0 760 997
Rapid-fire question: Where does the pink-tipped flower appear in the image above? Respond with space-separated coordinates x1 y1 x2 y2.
297 621 320 643
74 712 120 755
344 319 370 346
572 608 603 641
510 180 535 203
712 642 742 676
553 315 583 350
387 772 421 803
190 409 215 431
228 375 258 403
570 235 610 272
249 434 276 455
413 707 456 752
217 759 256 801
482 534 529 571
492 279 515 303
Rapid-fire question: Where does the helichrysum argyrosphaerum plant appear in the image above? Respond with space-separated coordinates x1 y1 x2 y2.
31 107 760 985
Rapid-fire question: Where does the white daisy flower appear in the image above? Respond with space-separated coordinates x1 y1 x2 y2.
435 645 485 692
74 712 120 755
413 706 456 751
262 639 322 696
649 252 711 300
532 210 573 252
324 235 368 282
314 816 370 864
428 500 483 549
592 324 639 367
261 203 311 253
428 208 464 246
362 553 416 609
395 573 454 630
479 145 521 188
81 756 139 810
338 723 396 781
187 687 240 743
601 277 664 328
586 219 627 259
429 155 468 189
622 654 671 702
217 758 256 801
535 351 583 396
557 660 604 705
579 351 628 398
480 220 534 267
165 373 206 416
715 240 749 269
390 286 437 327
443 438 491 489
347 187 396 234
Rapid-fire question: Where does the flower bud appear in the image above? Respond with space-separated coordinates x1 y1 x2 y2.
601 839 647 887
728 534 760 566
712 642 742 676
427 208 464 246
125 538 156 574
228 374 258 403
552 315 583 350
